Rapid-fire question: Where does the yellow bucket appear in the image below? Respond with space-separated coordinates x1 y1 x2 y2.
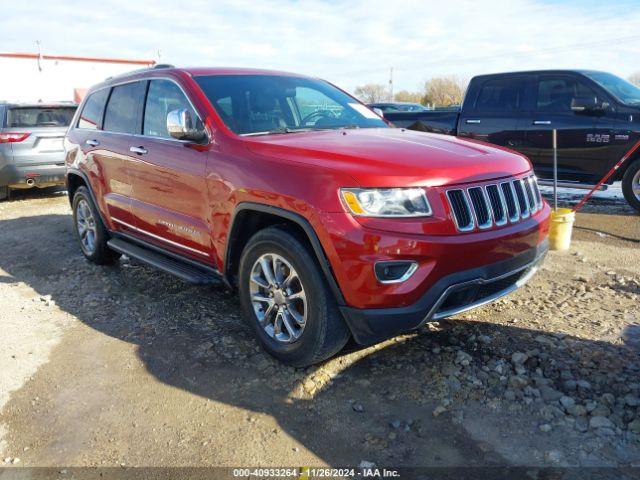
549 208 575 251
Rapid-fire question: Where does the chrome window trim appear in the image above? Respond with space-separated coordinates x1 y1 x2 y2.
74 76 210 145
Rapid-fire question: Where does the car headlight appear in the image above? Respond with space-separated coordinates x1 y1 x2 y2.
340 188 432 217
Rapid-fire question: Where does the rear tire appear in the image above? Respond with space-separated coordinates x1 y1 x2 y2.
72 186 121 265
238 226 350 367
0 186 8 201
622 160 640 213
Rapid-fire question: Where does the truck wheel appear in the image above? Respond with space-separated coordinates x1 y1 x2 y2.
238 226 350 367
72 186 121 265
0 186 8 201
622 160 640 213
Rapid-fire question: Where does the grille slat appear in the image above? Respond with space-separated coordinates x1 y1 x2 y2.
486 184 507 226
500 182 519 222
529 176 542 210
446 190 474 231
513 180 530 218
446 176 542 232
467 187 492 229
523 177 537 213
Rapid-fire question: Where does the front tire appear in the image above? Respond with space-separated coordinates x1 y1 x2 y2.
622 160 640 213
238 226 350 367
72 186 121 265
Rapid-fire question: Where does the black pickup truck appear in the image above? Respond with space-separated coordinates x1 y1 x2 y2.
384 70 640 211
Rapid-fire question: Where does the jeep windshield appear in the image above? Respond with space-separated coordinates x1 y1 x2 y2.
194 74 388 136
583 72 640 106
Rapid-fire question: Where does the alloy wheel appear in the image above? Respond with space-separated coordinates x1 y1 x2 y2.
76 199 98 255
633 169 640 201
249 253 307 343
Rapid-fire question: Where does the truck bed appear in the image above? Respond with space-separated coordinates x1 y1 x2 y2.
382 110 460 135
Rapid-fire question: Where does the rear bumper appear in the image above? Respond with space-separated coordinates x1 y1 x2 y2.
340 239 548 345
0 163 66 188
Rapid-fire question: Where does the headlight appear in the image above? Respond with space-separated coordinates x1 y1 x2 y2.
340 188 432 217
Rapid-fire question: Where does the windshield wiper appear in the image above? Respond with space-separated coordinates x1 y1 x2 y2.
242 127 314 137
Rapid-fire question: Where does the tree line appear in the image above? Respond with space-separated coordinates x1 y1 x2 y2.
354 72 640 108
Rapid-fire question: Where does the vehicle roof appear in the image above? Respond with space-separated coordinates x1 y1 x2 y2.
474 69 608 78
94 65 313 90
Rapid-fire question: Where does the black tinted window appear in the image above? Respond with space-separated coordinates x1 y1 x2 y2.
78 89 109 130
8 106 76 128
103 82 145 134
143 80 198 138
474 78 526 112
536 76 599 113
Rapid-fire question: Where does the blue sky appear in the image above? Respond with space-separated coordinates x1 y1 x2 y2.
1 0 639 92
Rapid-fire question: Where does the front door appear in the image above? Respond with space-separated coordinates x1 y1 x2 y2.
458 75 528 152
522 74 615 183
127 78 213 263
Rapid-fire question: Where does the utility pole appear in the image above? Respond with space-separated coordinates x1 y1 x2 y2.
36 40 42 72
389 67 394 101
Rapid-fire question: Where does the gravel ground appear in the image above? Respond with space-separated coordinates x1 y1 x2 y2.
0 187 638 473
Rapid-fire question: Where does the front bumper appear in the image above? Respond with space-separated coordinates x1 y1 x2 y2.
340 239 548 345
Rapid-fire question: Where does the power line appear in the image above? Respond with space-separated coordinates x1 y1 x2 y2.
338 34 640 78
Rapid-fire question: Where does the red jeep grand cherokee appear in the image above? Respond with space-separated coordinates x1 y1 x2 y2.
65 65 550 366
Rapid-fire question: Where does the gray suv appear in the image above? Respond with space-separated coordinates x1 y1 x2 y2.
0 102 77 200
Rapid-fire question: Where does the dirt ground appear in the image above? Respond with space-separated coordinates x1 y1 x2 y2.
0 186 638 475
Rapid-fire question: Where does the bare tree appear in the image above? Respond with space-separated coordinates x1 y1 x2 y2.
353 84 388 103
629 72 640 87
393 90 424 104
422 76 468 108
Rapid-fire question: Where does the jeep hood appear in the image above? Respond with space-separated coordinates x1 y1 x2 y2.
244 128 532 187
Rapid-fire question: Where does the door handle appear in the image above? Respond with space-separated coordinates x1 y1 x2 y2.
129 146 148 155
466 119 481 124
85 139 100 147
533 120 552 125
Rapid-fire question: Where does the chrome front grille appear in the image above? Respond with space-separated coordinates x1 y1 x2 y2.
446 175 544 232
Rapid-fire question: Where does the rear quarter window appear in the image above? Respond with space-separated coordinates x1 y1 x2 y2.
77 89 109 130
7 106 77 128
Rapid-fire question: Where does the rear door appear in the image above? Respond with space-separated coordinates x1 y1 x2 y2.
127 78 213 262
83 81 146 230
521 74 613 183
5 105 76 180
458 75 528 152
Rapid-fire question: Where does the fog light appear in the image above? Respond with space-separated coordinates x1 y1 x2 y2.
374 261 418 284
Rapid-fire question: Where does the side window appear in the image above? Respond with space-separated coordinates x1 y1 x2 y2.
77 89 109 130
143 79 198 138
103 82 145 134
536 76 599 113
474 78 526 113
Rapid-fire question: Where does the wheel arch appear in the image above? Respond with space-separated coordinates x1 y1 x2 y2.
66 169 109 227
225 203 346 305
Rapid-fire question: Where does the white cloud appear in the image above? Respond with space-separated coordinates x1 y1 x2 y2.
1 0 639 93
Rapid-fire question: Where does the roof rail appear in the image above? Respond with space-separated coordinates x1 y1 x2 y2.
153 63 175 69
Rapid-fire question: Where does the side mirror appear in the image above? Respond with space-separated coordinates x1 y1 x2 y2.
571 96 607 115
166 109 206 142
